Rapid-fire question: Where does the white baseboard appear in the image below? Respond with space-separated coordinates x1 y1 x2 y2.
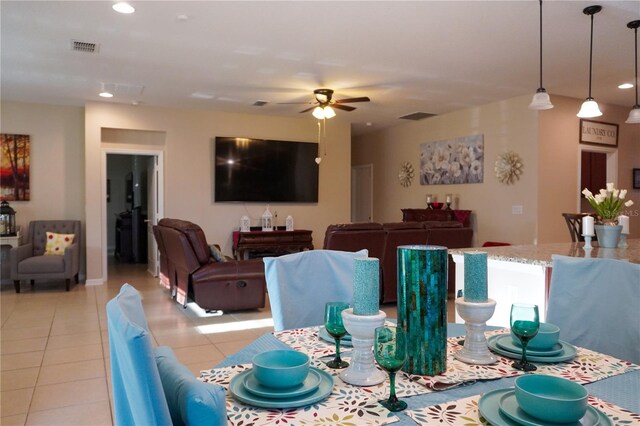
85 278 104 286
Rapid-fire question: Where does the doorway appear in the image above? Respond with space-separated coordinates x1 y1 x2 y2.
102 149 164 281
351 164 373 222
578 146 617 212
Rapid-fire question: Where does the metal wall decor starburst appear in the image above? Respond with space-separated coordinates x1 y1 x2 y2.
495 151 524 185
398 162 415 187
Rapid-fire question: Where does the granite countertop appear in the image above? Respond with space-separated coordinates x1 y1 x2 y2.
449 239 640 266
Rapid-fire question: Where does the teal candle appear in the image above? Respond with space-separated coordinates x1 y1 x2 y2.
353 257 380 315
464 251 488 302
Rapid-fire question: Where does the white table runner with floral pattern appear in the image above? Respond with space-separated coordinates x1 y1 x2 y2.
405 393 640 425
200 359 399 426
274 327 640 401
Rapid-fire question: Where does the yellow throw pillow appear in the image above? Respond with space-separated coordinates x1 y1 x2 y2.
44 232 75 255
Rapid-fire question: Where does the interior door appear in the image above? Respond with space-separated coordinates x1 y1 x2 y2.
146 156 159 276
351 164 373 222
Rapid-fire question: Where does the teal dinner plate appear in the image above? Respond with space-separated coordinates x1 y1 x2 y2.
495 334 563 357
498 389 605 426
479 389 611 426
229 367 334 408
318 326 352 346
488 335 577 363
243 368 322 399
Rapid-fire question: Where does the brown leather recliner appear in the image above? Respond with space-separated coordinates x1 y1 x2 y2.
155 218 265 311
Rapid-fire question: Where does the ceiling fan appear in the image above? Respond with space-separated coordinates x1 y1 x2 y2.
284 88 370 119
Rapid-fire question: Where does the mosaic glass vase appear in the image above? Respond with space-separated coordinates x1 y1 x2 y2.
397 245 448 376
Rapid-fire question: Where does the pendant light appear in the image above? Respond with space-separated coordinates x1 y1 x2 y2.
529 0 553 110
577 5 603 118
625 20 640 124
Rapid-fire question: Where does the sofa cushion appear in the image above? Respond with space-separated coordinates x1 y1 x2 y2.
208 244 227 263
382 221 423 230
154 346 226 426
44 232 75 255
18 255 65 273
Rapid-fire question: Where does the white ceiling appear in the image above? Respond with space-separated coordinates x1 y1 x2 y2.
2 1 639 135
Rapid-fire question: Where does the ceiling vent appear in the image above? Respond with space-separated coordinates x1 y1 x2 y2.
398 112 436 121
253 100 268 107
71 39 99 53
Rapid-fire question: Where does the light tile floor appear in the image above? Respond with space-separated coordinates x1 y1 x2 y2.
1 259 454 425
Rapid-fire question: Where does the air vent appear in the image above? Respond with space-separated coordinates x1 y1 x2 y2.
398 112 436 121
253 100 268 107
71 39 99 53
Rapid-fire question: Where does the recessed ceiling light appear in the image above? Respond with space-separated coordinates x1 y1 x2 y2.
99 91 114 98
112 2 135 14
618 83 634 89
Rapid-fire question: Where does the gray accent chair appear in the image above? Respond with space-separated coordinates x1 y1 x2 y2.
10 220 81 292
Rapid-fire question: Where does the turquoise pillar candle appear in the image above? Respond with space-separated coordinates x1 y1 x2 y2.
353 257 380 316
397 245 448 376
464 251 488 302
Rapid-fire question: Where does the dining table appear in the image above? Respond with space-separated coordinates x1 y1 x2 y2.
202 323 640 425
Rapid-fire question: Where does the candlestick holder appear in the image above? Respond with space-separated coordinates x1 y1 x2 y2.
618 234 628 249
454 298 497 365
583 234 593 250
340 309 387 386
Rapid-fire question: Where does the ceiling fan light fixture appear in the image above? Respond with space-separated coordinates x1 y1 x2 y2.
529 88 553 110
323 106 336 119
577 98 603 118
312 106 325 119
529 0 553 110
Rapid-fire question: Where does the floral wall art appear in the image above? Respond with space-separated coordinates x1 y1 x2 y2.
420 134 484 185
1 134 30 201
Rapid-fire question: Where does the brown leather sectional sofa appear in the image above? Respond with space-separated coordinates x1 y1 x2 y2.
323 221 473 303
154 218 266 312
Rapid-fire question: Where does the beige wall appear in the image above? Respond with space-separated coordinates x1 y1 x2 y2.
538 96 640 242
1 102 86 275
353 95 539 246
85 102 352 283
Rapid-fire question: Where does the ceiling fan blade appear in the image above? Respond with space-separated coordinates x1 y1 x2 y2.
332 104 356 112
299 106 316 113
278 101 315 105
334 96 370 104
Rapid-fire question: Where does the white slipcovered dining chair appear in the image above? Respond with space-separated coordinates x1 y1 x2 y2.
263 249 368 331
546 255 640 364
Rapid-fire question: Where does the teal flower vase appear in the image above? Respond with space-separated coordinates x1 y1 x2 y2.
397 245 448 376
594 224 622 248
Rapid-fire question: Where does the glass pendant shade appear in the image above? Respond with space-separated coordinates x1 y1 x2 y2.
323 106 336 118
626 105 640 123
577 98 603 118
312 107 325 119
529 89 554 110
312 105 336 119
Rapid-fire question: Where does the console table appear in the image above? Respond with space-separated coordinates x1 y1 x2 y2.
232 229 313 260
402 208 472 227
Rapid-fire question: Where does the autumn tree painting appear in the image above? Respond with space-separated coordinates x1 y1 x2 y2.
1 134 30 201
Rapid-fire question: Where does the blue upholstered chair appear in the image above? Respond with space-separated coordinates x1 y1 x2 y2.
546 255 640 364
263 249 368 331
107 284 226 426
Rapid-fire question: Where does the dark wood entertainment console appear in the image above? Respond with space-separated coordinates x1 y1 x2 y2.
232 228 313 260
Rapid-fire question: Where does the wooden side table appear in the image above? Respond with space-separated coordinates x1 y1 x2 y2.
233 229 313 260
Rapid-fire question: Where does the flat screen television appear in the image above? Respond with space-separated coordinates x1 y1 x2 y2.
214 137 319 203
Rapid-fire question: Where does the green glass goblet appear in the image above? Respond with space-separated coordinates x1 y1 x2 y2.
510 303 540 372
324 302 350 369
374 326 408 412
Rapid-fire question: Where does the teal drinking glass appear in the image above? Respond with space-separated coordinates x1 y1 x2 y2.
374 326 408 412
510 303 540 372
324 302 350 369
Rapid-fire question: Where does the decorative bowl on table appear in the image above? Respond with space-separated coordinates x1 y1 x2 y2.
511 322 560 350
515 375 588 423
252 350 310 389
430 202 444 210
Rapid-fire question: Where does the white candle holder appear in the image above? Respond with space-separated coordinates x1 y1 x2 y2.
583 234 593 250
618 234 628 249
454 298 497 365
340 309 387 386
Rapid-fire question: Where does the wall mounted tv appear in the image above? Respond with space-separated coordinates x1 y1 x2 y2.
214 137 319 203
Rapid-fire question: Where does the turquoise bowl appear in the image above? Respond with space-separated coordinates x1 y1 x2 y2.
252 350 310 389
511 322 560 350
515 375 588 423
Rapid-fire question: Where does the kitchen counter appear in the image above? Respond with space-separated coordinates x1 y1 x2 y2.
450 239 640 266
